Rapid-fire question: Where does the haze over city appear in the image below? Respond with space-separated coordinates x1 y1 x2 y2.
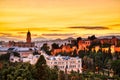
0 0 120 41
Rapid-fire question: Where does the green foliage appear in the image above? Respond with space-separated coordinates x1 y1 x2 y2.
13 52 20 57
41 43 51 55
111 60 120 77
35 55 47 80
0 53 10 61
0 62 36 80
88 35 97 40
52 43 59 49
35 55 46 68
72 49 77 57
41 43 50 52
78 50 85 58
0 55 59 80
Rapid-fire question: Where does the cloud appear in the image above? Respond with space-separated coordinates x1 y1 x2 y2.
18 32 39 37
68 26 109 30
17 32 26 34
0 36 19 42
108 32 120 35
42 33 75 36
9 27 49 32
109 24 120 26
0 32 12 37
12 28 63 32
49 30 62 32
0 32 24 39
32 34 38 36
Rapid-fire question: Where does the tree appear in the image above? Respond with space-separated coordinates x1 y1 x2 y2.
13 52 20 57
111 60 120 77
41 43 50 52
35 55 47 80
77 37 82 43
72 49 77 57
41 43 51 55
0 62 35 80
35 55 46 68
0 53 10 61
52 43 59 49
49 66 58 80
78 50 85 58
88 35 97 40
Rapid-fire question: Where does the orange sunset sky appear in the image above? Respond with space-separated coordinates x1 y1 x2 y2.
0 0 120 41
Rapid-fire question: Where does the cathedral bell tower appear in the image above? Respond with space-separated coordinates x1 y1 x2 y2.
26 30 31 43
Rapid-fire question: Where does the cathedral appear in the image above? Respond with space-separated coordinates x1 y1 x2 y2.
9 30 35 47
26 30 31 43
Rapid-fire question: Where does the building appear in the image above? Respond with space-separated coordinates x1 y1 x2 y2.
46 55 82 73
10 50 82 73
51 44 76 56
100 36 118 46
9 47 40 64
51 39 91 55
0 47 9 55
26 30 31 43
10 53 40 65
41 51 82 73
8 30 35 47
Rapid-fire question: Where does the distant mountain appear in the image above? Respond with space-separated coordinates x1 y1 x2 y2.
64 37 75 41
53 38 62 41
98 35 120 39
33 36 48 41
0 37 18 42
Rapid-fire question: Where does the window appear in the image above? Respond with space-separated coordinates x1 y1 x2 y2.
54 62 57 64
78 60 80 63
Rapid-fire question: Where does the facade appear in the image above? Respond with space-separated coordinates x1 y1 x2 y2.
92 45 120 53
100 36 118 46
10 52 40 65
51 44 76 56
46 56 82 73
10 50 82 73
40 51 82 73
51 39 91 56
78 40 91 51
111 45 120 53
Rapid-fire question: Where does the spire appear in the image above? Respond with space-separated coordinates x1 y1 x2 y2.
26 30 31 43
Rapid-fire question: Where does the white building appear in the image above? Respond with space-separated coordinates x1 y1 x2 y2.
41 51 82 73
22 54 40 65
9 47 40 65
10 53 40 65
10 50 82 73
0 47 9 55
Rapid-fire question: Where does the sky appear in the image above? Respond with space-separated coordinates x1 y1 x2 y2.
0 0 120 41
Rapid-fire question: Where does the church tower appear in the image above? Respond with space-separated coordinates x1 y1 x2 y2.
26 30 31 43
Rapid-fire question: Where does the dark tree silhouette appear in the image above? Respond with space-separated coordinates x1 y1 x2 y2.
88 35 97 40
35 55 47 80
52 43 59 49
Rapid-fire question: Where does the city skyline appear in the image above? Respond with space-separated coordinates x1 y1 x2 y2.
0 0 120 41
